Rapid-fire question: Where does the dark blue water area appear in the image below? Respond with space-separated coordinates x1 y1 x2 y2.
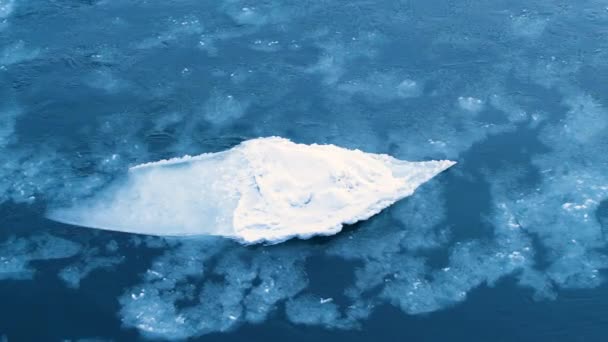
3 262 608 342
2 0 608 341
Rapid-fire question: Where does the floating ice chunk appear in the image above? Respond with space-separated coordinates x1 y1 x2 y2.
0 0 14 32
457 96 484 113
119 240 308 339
85 69 128 93
285 294 347 328
203 92 248 125
511 13 548 39
0 0 14 19
0 41 39 66
48 137 455 244
137 16 203 49
337 73 422 100
397 79 422 98
229 7 267 26
59 248 124 289
0 107 20 148
0 234 81 280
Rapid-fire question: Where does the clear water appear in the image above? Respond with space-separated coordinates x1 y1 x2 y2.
1 0 608 340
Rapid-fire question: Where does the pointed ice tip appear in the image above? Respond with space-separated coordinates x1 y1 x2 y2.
440 159 457 170
388 159 456 180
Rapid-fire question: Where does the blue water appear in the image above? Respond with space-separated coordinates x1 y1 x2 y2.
1 0 608 340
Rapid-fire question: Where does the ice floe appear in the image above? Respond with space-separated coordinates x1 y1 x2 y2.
48 137 455 244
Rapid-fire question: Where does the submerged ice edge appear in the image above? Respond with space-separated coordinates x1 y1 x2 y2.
47 137 456 244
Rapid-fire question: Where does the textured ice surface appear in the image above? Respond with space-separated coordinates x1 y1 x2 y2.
0 234 81 280
0 107 19 148
49 137 455 244
0 0 14 32
59 242 124 289
0 41 39 67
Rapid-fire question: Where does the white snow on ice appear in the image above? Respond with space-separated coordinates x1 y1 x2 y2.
48 137 455 244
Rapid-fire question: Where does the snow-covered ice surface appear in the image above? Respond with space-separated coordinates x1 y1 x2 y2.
1 0 608 340
49 137 455 243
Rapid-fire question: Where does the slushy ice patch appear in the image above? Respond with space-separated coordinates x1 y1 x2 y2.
119 239 310 339
48 137 455 244
0 234 81 280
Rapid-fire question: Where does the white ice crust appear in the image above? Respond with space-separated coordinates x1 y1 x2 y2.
48 137 455 244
